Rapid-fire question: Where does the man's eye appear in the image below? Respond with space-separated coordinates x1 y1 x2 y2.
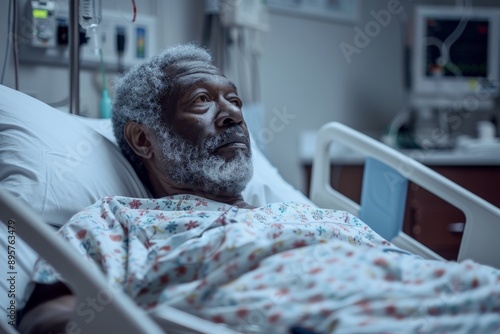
195 95 209 103
231 99 241 107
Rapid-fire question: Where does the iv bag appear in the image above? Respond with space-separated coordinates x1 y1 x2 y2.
80 0 102 29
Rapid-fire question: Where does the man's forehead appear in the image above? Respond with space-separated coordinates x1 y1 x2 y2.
168 60 223 79
174 72 236 91
160 60 237 114
169 61 237 93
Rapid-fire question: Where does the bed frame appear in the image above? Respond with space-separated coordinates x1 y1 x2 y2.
310 122 500 269
1 121 499 334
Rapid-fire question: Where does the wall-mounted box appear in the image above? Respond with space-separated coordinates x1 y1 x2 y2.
19 6 158 72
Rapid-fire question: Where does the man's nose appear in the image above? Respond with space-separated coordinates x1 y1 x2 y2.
215 98 243 127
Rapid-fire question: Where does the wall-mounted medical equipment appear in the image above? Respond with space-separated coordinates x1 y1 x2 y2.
411 5 500 105
407 5 500 149
215 0 269 31
28 0 57 48
20 0 157 71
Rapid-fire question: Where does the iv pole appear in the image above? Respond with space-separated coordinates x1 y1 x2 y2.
69 0 80 115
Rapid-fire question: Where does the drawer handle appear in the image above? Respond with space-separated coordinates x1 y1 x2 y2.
412 224 421 236
448 222 465 233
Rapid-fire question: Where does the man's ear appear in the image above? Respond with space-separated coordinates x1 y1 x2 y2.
123 121 155 159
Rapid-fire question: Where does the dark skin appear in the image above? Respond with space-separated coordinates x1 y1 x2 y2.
19 60 255 333
124 60 255 208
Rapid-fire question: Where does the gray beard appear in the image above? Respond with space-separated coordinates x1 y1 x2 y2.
152 125 253 197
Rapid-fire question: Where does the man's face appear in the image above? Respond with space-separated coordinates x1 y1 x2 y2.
151 60 253 197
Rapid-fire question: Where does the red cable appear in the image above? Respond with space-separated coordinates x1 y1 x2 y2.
131 0 137 22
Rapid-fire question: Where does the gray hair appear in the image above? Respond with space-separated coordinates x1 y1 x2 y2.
111 43 212 182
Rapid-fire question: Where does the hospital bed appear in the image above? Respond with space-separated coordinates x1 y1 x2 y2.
1 83 499 334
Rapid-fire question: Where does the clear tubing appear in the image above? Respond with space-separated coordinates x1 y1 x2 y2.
79 0 101 29
90 25 100 55
80 0 102 55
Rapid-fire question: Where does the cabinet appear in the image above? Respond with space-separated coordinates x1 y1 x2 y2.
303 164 500 260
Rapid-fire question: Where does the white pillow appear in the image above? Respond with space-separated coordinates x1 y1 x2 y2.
0 104 150 229
0 85 147 311
243 142 316 207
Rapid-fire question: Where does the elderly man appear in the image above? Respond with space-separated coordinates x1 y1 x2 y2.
111 43 254 208
19 44 500 334
20 43 257 332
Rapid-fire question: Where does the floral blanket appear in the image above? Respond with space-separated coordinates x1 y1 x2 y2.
30 195 500 333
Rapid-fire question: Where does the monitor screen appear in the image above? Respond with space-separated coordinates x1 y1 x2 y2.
412 6 500 97
425 18 488 78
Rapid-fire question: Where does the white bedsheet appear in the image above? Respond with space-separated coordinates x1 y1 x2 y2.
29 195 500 334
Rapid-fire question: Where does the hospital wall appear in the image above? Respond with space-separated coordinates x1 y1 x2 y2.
1 0 498 195
259 0 500 192
260 0 405 191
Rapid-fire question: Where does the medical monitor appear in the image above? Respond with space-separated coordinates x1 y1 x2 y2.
412 6 500 98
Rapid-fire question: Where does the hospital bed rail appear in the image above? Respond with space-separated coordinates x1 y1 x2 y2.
310 122 500 269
